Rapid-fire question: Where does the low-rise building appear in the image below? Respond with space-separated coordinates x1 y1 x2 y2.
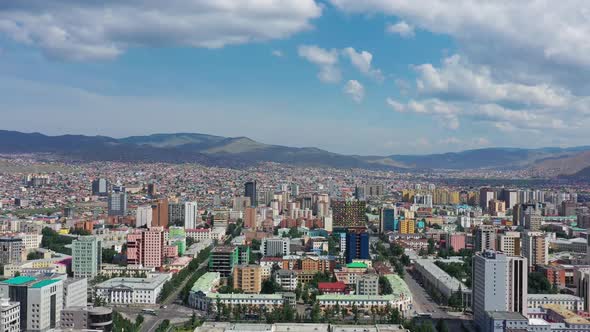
94 273 171 304
527 294 584 313
275 270 297 291
60 306 113 332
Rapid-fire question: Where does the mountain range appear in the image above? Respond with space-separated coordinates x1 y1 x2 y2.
1 130 590 176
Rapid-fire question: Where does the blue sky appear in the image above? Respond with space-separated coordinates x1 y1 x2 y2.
0 1 589 155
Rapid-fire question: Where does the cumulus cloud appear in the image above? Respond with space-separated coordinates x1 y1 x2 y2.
298 45 341 83
414 55 572 108
272 50 284 57
386 98 405 112
0 0 322 60
342 47 384 81
386 21 415 38
344 80 364 103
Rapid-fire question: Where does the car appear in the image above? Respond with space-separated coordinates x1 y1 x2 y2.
160 305 168 309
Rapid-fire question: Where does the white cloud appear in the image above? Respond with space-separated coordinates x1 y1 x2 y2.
344 80 364 103
342 47 384 81
386 21 415 38
272 50 284 57
386 98 405 112
414 55 572 108
298 44 341 83
0 0 322 60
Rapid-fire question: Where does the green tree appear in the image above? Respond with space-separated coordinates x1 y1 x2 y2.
311 302 321 323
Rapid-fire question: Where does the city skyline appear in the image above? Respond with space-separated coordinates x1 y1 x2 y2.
1 1 589 154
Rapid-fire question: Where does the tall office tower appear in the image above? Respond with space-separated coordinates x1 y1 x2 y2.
521 231 548 270
245 181 257 207
184 202 198 229
0 297 19 332
331 200 367 228
108 185 127 217
0 237 24 266
232 196 251 212
574 267 590 312
525 213 543 231
474 225 497 252
379 206 397 233
243 207 257 229
345 230 369 263
497 231 521 256
233 265 262 294
147 183 157 197
291 183 300 197
500 189 519 210
91 178 109 197
472 251 527 329
479 188 496 211
0 276 64 332
72 236 102 278
257 190 273 207
168 202 185 226
261 237 290 257
151 199 169 228
136 205 153 228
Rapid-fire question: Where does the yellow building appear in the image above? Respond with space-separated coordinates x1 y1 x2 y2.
233 264 262 294
399 219 415 234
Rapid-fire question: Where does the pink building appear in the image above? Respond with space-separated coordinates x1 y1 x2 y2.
447 233 466 251
126 228 166 268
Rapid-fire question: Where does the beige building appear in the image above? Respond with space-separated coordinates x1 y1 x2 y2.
521 231 548 270
233 264 261 294
497 231 521 256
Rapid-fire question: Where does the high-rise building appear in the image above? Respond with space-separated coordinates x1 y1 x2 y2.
497 231 521 256
135 205 152 228
168 202 185 226
107 185 127 217
331 200 366 228
209 246 239 277
479 188 496 211
513 203 542 227
0 237 23 266
72 236 102 278
63 278 88 309
0 297 19 332
0 276 64 332
574 267 590 313
345 230 369 263
474 225 497 252
500 189 519 210
232 196 251 212
521 231 548 270
399 219 415 234
91 178 109 197
245 181 257 207
379 206 397 234
472 251 527 330
184 202 198 229
488 199 506 216
261 238 290 257
291 184 300 197
413 194 433 208
151 199 169 228
525 214 543 231
147 183 157 197
244 207 257 229
126 228 166 268
233 265 261 294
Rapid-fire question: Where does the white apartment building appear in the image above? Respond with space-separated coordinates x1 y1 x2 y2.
0 298 19 332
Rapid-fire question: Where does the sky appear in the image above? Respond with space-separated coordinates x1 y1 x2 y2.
1 1 589 155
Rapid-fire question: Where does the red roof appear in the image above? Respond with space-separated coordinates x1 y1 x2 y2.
318 281 346 290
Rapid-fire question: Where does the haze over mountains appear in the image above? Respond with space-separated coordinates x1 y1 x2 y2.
1 130 589 176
